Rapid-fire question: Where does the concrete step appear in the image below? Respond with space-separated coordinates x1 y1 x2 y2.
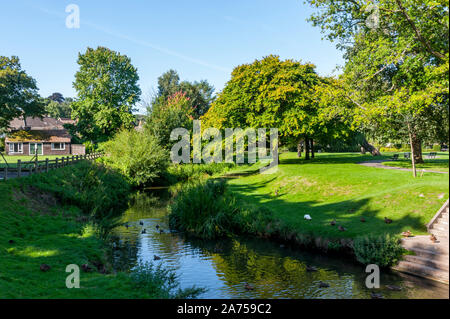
429 229 449 239
431 224 449 232
403 255 449 271
402 237 449 254
406 247 448 263
394 261 449 283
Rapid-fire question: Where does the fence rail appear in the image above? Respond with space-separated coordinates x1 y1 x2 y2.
0 152 103 181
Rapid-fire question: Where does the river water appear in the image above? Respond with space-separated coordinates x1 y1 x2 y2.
111 192 449 299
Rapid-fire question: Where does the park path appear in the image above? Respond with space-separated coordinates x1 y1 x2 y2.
358 159 448 174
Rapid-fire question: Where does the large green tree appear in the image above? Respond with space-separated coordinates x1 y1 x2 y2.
306 0 449 171
0 56 44 130
153 69 215 118
43 93 73 118
202 55 354 158
145 91 194 149
71 47 141 142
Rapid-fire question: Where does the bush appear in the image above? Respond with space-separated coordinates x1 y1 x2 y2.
103 129 169 186
166 162 235 183
25 161 131 222
352 234 403 267
130 262 205 299
168 179 239 239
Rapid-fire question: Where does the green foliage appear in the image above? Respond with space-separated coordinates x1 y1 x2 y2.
352 234 404 267
103 129 169 186
0 56 44 130
71 46 141 142
168 179 239 239
306 0 449 151
154 69 215 118
24 161 131 223
166 162 235 182
43 95 73 118
130 262 206 299
145 91 193 149
202 55 354 148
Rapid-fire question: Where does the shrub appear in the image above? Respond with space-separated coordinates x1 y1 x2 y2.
352 234 403 267
168 179 239 239
166 162 235 183
130 262 206 299
25 161 131 222
103 129 169 186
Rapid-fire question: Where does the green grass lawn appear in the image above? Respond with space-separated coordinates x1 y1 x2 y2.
382 152 449 172
0 155 64 168
0 164 199 298
226 152 449 239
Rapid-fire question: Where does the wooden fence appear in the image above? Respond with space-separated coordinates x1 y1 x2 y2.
0 152 103 181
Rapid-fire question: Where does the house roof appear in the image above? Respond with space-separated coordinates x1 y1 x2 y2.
9 116 72 130
5 129 71 143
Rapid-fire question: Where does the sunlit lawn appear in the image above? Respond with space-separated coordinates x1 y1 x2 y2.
226 152 449 239
382 152 449 172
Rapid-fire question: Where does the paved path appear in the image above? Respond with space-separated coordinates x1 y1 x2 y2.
358 159 448 174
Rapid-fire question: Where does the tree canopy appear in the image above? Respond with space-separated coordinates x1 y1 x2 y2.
202 55 354 150
0 56 44 130
71 46 141 142
153 69 215 118
306 0 449 165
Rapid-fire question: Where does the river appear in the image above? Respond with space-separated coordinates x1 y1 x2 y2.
110 192 449 299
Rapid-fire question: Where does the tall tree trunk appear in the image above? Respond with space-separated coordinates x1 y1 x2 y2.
297 139 302 158
360 138 381 156
310 138 315 159
411 132 424 164
305 137 310 160
407 123 417 178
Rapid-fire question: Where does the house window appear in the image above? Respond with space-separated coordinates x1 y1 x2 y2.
51 142 65 150
9 143 23 154
29 143 43 155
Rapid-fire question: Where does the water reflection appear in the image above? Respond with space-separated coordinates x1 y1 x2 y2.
111 193 449 299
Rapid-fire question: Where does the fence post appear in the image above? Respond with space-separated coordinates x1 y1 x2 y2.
17 160 21 178
55 158 59 168
4 166 7 181
45 158 49 172
34 157 38 174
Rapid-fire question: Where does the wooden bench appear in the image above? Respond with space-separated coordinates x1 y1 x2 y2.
391 154 399 161
427 152 437 159
404 152 411 159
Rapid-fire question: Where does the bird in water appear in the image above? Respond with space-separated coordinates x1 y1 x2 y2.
141 229 146 234
156 224 160 230
153 255 161 260
306 265 318 272
370 292 384 299
139 221 144 225
386 285 402 291
330 219 336 226
244 283 255 290
360 217 366 223
318 281 330 288
338 225 346 232
159 229 164 234
384 217 393 224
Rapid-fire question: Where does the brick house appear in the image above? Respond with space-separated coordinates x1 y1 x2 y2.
5 117 85 156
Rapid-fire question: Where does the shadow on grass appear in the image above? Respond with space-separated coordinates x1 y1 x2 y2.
227 176 426 239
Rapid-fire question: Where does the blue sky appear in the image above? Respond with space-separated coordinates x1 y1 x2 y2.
0 0 343 113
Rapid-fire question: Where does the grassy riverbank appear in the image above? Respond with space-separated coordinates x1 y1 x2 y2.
0 161 202 298
226 152 449 239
